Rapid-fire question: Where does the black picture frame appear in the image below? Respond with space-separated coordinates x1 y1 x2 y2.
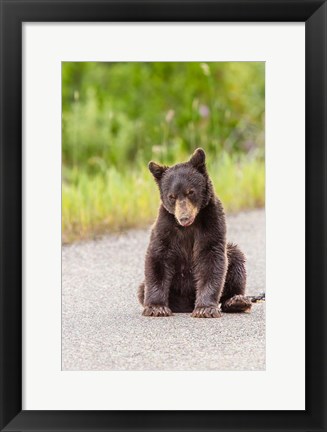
0 1 326 431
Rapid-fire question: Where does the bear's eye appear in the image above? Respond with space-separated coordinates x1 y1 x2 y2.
187 190 194 196
168 194 176 202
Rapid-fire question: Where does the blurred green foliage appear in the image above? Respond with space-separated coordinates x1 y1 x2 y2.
62 62 265 242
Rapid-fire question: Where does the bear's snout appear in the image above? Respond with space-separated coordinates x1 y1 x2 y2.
175 198 197 227
179 215 193 227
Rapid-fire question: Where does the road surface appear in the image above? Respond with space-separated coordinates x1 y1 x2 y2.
62 209 265 370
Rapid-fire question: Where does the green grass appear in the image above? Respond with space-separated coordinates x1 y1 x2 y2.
62 152 264 243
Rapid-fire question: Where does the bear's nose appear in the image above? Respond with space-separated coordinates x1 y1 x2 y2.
179 216 190 225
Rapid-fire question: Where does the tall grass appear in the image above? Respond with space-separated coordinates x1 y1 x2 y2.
62 62 265 172
62 151 264 243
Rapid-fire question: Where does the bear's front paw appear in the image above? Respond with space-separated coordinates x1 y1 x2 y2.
142 305 173 317
191 306 221 318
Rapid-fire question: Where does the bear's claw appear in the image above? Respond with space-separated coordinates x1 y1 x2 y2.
191 306 222 318
142 305 173 317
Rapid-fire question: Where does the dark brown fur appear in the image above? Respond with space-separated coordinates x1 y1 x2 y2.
138 148 251 318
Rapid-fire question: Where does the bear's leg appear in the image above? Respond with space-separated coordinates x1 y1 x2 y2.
141 253 173 317
220 243 252 313
191 241 227 318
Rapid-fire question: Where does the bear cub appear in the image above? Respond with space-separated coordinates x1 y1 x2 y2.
138 148 252 318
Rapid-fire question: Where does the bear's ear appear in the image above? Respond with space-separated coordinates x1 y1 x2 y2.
189 148 206 174
148 161 168 182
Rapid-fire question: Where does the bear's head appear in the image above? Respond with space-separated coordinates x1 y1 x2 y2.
148 148 213 227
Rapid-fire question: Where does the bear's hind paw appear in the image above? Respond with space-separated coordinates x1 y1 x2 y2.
142 305 173 317
221 295 252 313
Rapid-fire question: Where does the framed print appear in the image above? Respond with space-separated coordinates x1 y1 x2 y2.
0 0 326 431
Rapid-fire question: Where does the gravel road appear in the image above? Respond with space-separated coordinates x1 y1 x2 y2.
62 209 265 371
